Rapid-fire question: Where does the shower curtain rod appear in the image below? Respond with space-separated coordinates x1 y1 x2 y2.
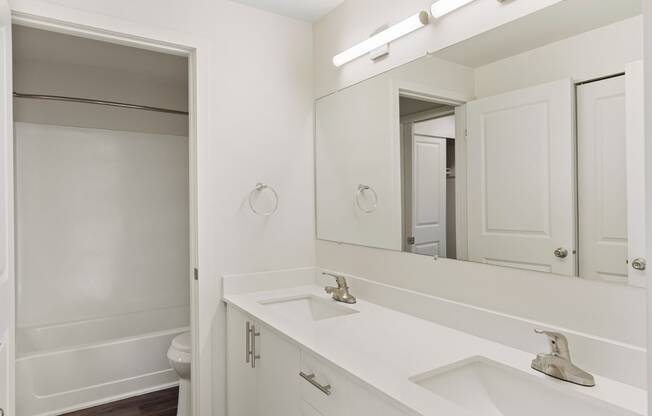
13 92 189 115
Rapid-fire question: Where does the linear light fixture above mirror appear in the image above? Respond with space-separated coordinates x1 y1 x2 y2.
332 11 429 67
432 0 506 18
431 0 478 18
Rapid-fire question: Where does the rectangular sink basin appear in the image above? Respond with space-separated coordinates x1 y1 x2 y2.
259 295 359 322
410 357 638 416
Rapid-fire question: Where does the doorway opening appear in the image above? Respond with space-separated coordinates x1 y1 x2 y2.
12 24 195 416
399 96 460 259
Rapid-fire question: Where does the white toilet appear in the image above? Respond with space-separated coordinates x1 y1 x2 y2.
167 331 191 416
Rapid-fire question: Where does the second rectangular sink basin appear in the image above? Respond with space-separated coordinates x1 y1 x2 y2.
410 357 638 416
259 295 359 322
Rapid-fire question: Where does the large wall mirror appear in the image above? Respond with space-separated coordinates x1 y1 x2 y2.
315 0 645 287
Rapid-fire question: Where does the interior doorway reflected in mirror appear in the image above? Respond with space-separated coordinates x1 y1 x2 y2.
399 97 458 259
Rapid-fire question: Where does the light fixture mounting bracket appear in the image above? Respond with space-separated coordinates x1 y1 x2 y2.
369 24 390 61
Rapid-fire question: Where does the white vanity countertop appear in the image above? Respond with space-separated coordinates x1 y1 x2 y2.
223 284 646 416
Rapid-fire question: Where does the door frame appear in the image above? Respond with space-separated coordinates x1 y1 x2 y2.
8 11 200 415
575 74 629 283
624 62 646 288
400 107 455 254
645 6 652 416
392 81 469 259
0 3 14 414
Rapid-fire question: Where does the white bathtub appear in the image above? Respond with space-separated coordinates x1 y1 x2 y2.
16 306 189 416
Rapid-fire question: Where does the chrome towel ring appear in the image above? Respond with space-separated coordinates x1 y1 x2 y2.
249 182 279 216
355 184 378 214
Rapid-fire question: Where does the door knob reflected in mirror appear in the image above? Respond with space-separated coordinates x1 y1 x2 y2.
631 258 646 271
553 248 568 259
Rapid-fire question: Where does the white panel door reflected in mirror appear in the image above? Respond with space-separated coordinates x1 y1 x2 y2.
400 104 455 258
315 0 644 287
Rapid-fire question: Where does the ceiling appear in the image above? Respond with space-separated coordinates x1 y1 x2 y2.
230 0 344 22
399 97 452 118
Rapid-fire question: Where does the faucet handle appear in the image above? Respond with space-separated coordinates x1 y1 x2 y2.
322 272 356 304
322 272 348 288
534 329 570 359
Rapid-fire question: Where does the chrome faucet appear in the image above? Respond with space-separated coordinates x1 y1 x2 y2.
531 329 595 387
323 272 357 304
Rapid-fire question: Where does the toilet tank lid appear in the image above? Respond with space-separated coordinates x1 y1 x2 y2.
172 332 191 353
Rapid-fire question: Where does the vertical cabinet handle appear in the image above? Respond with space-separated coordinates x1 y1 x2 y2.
244 320 261 368
245 321 252 363
251 324 260 368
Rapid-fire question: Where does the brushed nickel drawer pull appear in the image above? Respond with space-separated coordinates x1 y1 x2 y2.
245 321 252 363
251 324 260 369
299 371 332 396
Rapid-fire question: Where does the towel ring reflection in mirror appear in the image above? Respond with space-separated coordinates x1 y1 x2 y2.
249 182 279 216
356 184 378 214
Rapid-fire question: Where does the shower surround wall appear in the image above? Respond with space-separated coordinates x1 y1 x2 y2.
13 28 190 415
15 123 190 415
15 123 190 328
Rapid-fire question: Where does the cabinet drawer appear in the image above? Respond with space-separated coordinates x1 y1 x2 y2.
301 400 325 416
299 351 411 416
299 351 349 414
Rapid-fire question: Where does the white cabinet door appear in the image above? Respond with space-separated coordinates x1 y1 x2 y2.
466 79 576 276
226 317 411 416
410 133 447 257
226 307 257 416
256 324 301 416
226 305 301 416
0 1 13 415
577 75 628 282
625 61 646 288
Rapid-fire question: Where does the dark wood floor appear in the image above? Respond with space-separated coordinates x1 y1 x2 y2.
60 387 178 416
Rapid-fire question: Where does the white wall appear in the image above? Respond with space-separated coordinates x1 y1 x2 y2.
411 115 455 138
8 1 316 415
316 56 473 251
474 16 643 97
317 241 646 347
15 123 189 328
